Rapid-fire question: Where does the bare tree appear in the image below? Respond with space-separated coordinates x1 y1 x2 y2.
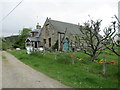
79 19 106 61
102 15 120 56
78 17 120 62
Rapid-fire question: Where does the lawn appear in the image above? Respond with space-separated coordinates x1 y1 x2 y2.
8 50 119 88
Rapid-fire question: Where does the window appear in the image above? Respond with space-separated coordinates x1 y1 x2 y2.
31 32 34 37
49 38 51 47
45 24 49 35
43 39 46 44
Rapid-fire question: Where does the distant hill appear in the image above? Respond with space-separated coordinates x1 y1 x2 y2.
1 35 19 50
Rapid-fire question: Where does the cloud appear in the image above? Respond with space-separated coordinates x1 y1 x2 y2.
0 0 118 37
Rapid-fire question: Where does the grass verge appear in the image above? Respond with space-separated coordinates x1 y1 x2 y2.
8 50 118 88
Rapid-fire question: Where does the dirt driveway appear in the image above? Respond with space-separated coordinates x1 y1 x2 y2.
2 51 69 88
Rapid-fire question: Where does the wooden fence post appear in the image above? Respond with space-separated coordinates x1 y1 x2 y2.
102 56 106 75
72 58 75 64
54 49 57 60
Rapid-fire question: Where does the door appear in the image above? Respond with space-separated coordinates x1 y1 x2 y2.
35 42 37 48
63 38 69 51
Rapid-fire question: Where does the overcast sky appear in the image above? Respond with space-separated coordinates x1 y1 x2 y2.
0 0 119 37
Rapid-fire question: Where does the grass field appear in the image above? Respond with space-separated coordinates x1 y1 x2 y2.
8 50 119 88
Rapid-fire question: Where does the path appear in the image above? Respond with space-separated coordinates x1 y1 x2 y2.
2 51 69 88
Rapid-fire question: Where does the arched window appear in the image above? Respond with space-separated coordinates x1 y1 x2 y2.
45 24 49 35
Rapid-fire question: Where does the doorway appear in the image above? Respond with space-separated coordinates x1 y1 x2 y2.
63 38 69 51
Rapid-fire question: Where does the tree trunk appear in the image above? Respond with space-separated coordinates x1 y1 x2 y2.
54 49 57 60
90 55 97 62
60 43 63 51
102 56 106 75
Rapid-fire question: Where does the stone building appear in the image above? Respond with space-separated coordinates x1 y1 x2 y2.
39 18 82 51
25 23 42 51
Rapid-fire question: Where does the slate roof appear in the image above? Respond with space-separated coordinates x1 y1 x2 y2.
26 37 40 42
48 19 82 35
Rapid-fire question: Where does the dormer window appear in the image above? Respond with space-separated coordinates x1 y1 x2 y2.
31 32 35 37
30 30 38 37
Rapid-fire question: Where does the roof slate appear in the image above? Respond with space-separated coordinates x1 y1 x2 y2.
48 19 81 35
26 37 40 42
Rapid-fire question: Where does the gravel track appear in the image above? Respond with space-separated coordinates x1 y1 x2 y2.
2 51 69 88
0 51 2 89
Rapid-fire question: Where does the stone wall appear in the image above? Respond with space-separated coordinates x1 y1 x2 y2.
40 19 80 51
40 19 58 49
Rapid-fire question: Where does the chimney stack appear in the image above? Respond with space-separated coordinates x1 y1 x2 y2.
36 23 41 29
